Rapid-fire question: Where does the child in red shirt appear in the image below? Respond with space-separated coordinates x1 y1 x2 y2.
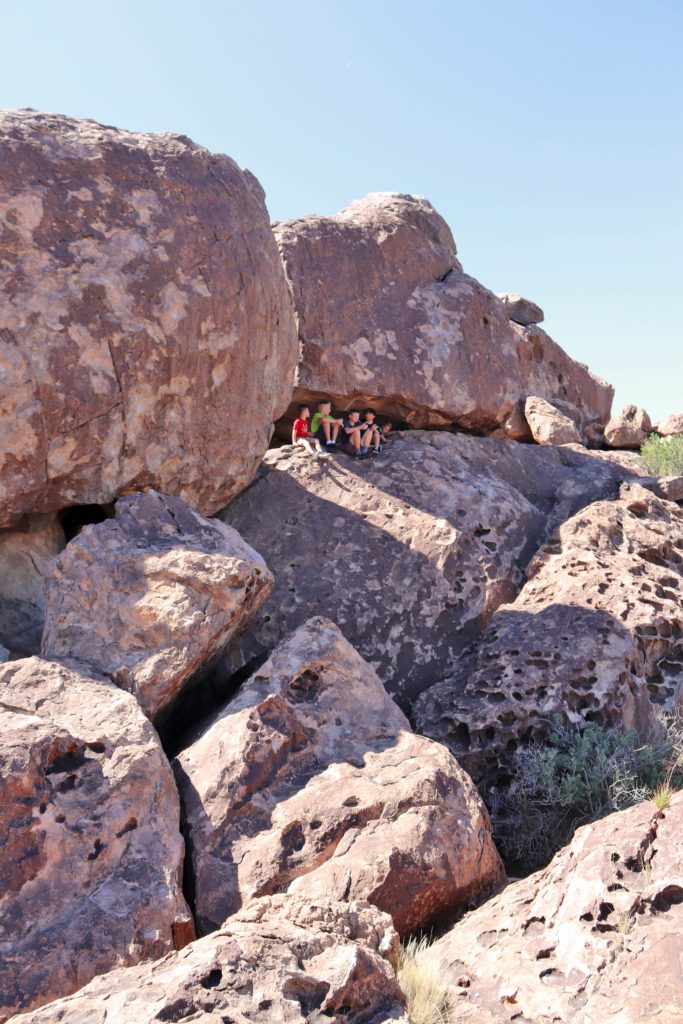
292 404 331 459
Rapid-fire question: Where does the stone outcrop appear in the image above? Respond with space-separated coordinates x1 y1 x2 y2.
433 795 683 1024
7 895 409 1024
415 483 683 787
274 192 613 435
657 412 683 436
42 491 272 723
0 109 298 527
0 656 192 1022
0 513 65 655
174 617 504 937
496 292 544 326
605 404 652 448
221 431 634 705
524 395 582 446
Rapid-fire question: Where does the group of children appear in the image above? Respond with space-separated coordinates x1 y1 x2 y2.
292 401 401 460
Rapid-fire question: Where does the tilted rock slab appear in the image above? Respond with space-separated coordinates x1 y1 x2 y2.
605 404 652 448
42 491 273 722
7 895 409 1024
433 795 683 1024
524 394 582 446
275 192 613 435
174 617 504 937
221 431 633 705
0 513 65 656
0 109 297 527
415 483 683 787
0 657 192 1022
496 291 544 326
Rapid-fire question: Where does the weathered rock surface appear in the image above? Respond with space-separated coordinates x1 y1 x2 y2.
496 291 544 326
175 617 504 937
524 395 582 446
221 431 635 704
0 109 297 527
42 491 272 723
275 192 613 434
415 483 683 787
8 895 409 1024
433 795 683 1024
0 513 65 655
0 656 192 1022
605 404 652 448
657 412 683 436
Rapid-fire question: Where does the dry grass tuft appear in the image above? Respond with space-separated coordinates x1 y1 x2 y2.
397 936 453 1024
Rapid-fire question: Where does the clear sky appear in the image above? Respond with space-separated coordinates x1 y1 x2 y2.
3 0 681 421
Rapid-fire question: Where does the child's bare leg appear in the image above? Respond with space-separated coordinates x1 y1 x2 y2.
296 438 317 456
331 422 341 442
322 421 332 442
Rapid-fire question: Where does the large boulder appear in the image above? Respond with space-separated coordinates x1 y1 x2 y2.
0 109 297 527
221 431 632 705
41 491 273 723
496 291 544 326
0 656 192 1022
0 513 65 655
605 404 652 448
524 395 582 446
174 617 504 937
415 483 683 788
657 412 683 437
433 795 683 1024
274 192 613 435
7 895 409 1024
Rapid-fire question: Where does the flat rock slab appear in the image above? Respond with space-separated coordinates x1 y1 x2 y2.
0 656 192 1021
0 109 297 526
415 482 683 787
433 795 683 1024
7 895 409 1024
174 617 504 937
41 491 273 722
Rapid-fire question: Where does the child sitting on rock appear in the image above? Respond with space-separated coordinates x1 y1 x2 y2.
362 408 383 454
292 405 331 459
340 409 368 458
310 400 344 447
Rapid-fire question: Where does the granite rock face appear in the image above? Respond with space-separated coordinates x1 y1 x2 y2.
657 412 683 437
42 491 273 722
524 395 582 446
0 656 192 1022
0 513 65 655
415 483 683 787
7 895 409 1024
174 618 504 937
0 109 297 527
605 404 652 449
496 291 544 326
433 795 683 1024
275 192 613 435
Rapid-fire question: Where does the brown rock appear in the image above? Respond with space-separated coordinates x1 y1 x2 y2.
7 895 408 1024
0 109 297 527
0 656 192 1021
275 192 613 434
605 404 652 448
657 412 683 436
0 514 65 655
41 491 273 722
174 617 504 937
524 395 582 446
433 795 683 1024
496 292 544 326
415 483 683 787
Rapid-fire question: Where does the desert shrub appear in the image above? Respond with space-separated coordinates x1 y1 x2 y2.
397 936 452 1024
490 712 683 874
640 432 683 476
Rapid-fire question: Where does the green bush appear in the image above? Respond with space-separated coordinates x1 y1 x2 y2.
640 432 683 476
489 712 683 874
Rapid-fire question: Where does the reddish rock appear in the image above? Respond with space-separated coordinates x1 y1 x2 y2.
0 656 192 1022
41 491 273 722
433 795 683 1024
0 513 65 655
174 617 504 937
524 395 582 446
657 412 683 436
0 109 297 527
605 404 652 448
496 292 544 326
274 192 613 435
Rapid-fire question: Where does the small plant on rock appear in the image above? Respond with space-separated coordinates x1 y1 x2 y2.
640 432 683 476
397 936 452 1024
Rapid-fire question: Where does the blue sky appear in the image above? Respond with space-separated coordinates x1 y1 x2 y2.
3 0 681 420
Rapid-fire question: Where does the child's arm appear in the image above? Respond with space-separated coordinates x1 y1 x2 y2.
291 427 298 444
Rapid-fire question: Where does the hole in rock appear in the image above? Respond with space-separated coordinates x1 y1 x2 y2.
59 503 112 542
200 968 223 989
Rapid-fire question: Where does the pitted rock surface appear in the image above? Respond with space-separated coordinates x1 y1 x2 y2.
433 795 683 1024
41 491 272 722
8 895 409 1024
524 395 582 446
415 483 683 787
605 404 652 448
0 109 297 527
0 656 192 1022
0 513 65 655
274 192 612 434
174 618 504 937
496 291 544 326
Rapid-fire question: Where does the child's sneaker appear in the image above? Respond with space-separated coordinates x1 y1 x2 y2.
326 440 336 446
317 449 332 459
